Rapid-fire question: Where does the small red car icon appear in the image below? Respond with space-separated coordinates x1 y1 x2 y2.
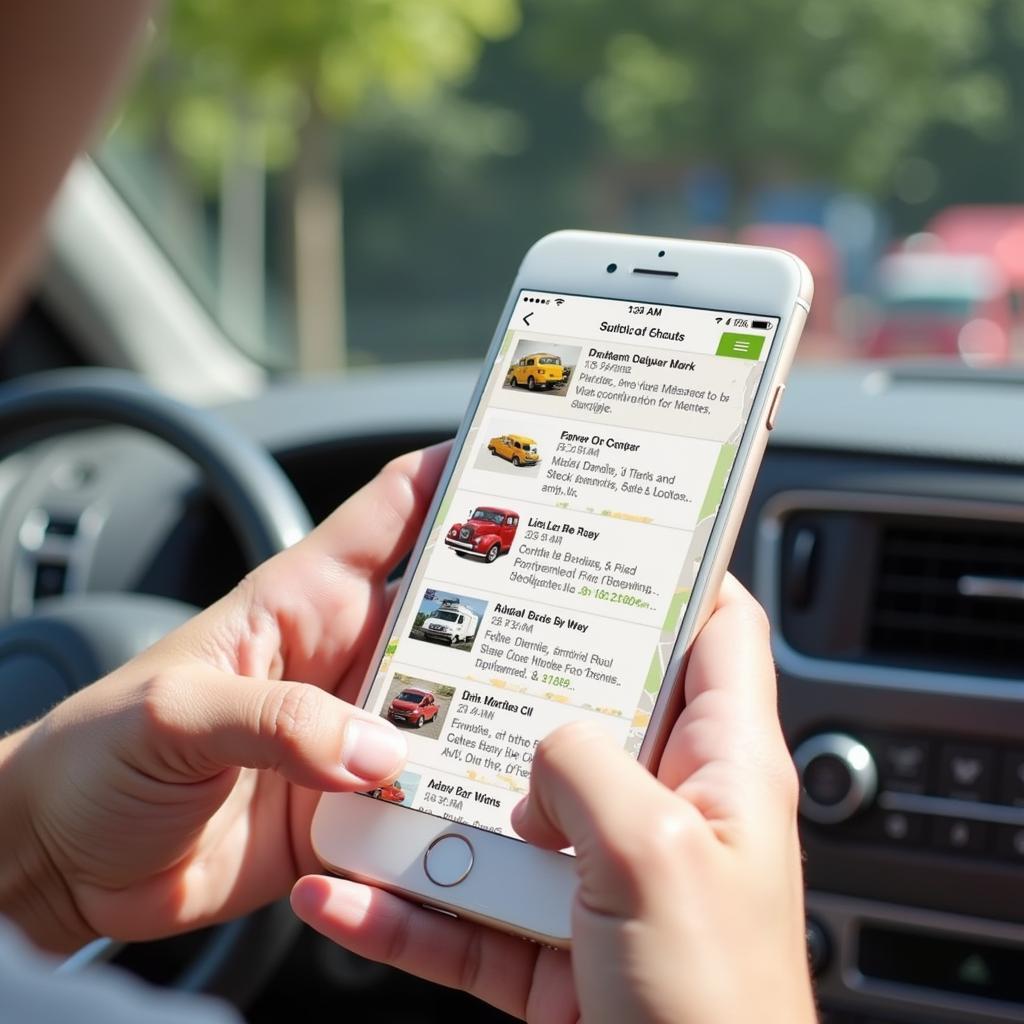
387 687 440 728
372 781 406 803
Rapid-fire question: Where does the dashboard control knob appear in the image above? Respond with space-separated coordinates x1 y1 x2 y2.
806 917 831 976
793 733 877 825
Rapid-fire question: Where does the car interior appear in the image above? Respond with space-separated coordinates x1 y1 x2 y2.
4 4 1024 1023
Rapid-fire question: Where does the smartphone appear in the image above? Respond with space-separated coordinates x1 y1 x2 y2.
312 230 812 946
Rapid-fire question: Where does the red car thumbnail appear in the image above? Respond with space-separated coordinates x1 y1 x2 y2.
387 686 440 728
444 506 519 563
372 782 406 803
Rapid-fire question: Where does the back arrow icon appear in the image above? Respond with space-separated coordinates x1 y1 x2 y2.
523 312 534 325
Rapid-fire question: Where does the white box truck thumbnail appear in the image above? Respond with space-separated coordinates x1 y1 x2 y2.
421 598 480 646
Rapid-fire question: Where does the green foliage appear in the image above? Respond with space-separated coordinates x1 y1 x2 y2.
126 0 521 182
119 0 1011 200
529 0 1007 192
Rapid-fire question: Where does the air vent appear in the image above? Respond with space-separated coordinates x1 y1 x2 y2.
868 517 1024 677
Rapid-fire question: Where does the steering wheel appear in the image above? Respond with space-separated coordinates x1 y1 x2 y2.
0 368 312 1007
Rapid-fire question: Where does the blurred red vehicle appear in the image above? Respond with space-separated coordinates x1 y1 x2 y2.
866 250 1011 364
927 205 1024 293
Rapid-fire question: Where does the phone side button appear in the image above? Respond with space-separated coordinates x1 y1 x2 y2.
765 384 785 431
423 833 475 887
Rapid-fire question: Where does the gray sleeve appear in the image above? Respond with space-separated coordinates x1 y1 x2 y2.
0 918 241 1024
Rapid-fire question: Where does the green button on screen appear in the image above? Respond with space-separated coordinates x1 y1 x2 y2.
716 332 765 360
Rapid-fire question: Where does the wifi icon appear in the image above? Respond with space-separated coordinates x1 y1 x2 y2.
555 297 565 306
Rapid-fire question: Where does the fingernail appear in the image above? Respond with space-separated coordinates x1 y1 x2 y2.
342 720 407 781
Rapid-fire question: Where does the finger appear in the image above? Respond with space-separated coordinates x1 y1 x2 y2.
205 445 449 700
657 574 796 825
131 667 407 790
291 876 577 1022
512 721 704 916
330 576 404 703
683 573 778 711
235 445 449 689
299 442 451 579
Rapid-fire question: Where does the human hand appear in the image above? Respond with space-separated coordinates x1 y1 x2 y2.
0 445 448 952
291 575 816 1024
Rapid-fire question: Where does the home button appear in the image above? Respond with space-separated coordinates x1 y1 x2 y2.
423 833 475 887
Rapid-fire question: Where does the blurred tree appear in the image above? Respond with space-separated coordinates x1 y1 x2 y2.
125 0 520 370
528 0 1007 220
887 0 1024 232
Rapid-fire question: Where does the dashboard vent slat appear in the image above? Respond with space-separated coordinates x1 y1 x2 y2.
868 519 1024 677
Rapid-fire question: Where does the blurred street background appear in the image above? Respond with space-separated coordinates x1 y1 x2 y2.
100 0 1024 372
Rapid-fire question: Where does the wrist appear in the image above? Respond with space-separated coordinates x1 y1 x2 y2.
0 720 95 952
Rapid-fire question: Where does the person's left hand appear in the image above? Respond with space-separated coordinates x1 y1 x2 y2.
0 444 448 952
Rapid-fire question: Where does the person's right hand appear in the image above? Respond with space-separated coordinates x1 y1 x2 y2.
292 575 816 1024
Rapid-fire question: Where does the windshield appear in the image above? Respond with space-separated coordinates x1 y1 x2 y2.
471 509 506 525
396 691 426 702
432 611 460 623
98 3 1024 373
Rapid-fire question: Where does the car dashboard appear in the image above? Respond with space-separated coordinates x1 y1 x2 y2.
735 364 1024 1024
1 359 1023 1024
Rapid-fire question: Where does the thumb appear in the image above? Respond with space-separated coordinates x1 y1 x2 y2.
126 667 407 790
511 722 696 918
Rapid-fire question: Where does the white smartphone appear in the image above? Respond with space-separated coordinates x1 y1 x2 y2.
312 230 812 946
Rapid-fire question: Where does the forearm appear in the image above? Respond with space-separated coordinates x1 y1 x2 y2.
0 0 153 325
0 722 93 952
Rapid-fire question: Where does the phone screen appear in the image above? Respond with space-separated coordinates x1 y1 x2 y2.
361 290 779 839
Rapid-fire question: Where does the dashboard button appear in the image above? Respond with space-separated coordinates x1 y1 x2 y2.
878 737 930 792
932 817 990 855
999 751 1024 807
937 744 994 802
995 825 1024 863
870 810 926 846
803 754 852 806
33 561 68 600
806 917 831 976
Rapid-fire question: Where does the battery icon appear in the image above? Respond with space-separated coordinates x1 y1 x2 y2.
751 319 770 330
